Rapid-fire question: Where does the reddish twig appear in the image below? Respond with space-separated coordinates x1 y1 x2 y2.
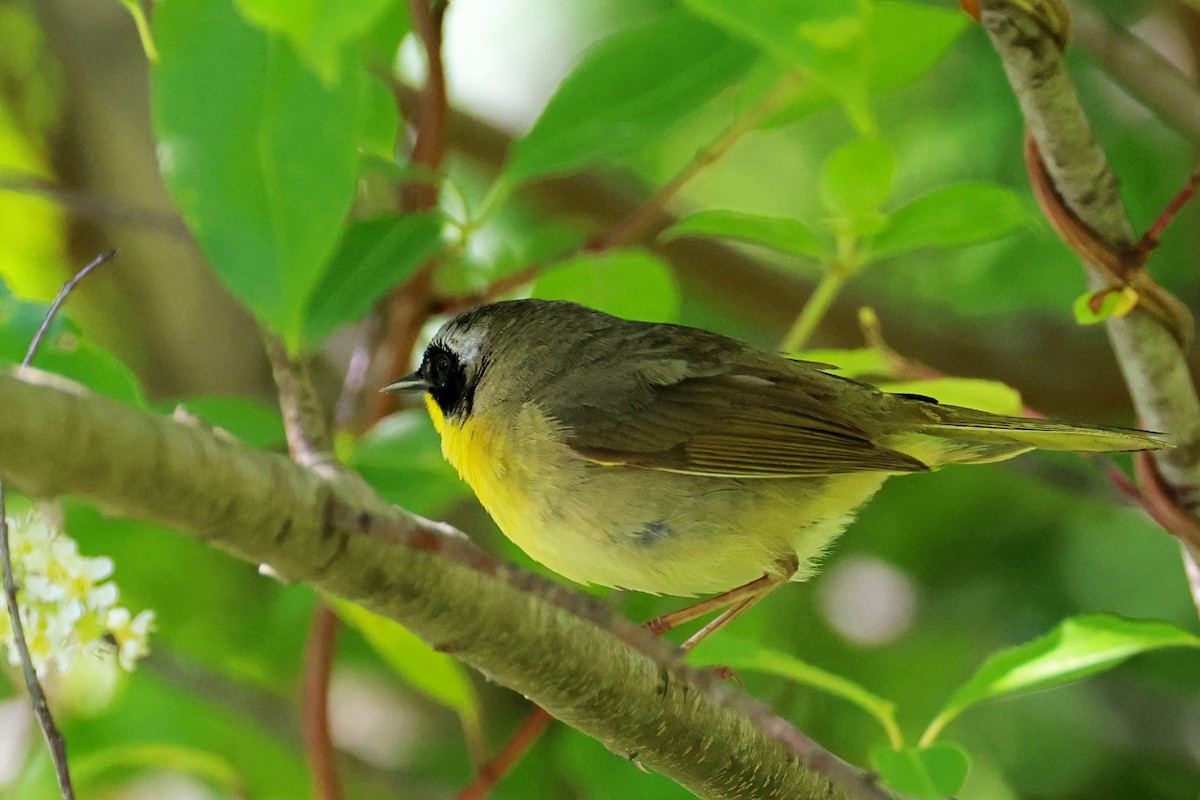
1126 164 1200 268
399 0 449 213
458 707 553 800
1 248 115 800
1025 134 1194 348
303 602 344 800
369 0 452 424
588 76 801 252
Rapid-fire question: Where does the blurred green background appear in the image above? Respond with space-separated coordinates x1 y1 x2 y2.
2 0 1200 798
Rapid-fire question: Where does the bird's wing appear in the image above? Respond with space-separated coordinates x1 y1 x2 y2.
546 335 929 478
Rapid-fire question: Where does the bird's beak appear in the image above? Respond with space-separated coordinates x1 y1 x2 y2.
381 371 427 394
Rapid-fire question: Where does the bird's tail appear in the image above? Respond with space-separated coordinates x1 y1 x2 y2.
896 403 1167 466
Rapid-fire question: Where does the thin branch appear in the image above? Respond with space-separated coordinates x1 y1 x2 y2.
303 602 344 800
458 707 553 800
432 76 804 323
399 0 450 212
588 76 802 252
1 249 114 800
370 0 453 425
264 335 347 797
0 369 894 800
1065 0 1200 142
264 336 334 466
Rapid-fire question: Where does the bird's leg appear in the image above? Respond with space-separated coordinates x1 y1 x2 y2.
643 554 798 651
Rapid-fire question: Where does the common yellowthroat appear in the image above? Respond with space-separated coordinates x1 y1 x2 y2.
384 300 1163 636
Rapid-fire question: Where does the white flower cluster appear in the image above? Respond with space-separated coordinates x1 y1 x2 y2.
0 509 154 678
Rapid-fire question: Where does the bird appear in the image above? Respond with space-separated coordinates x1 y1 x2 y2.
384 299 1165 646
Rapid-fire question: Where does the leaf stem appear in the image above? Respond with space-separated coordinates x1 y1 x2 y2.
779 268 848 353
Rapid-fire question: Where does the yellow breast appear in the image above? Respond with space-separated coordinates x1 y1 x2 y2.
427 394 548 558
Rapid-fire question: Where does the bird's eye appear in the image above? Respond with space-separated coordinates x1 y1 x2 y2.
428 352 455 389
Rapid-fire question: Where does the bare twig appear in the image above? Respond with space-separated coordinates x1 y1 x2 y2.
303 602 344 800
264 336 334 466
588 75 802 252
263 336 347 797
458 707 553 800
370 0 453 425
1 248 114 800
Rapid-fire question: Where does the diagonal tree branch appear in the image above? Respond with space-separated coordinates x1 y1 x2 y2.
979 0 1200 597
0 368 891 800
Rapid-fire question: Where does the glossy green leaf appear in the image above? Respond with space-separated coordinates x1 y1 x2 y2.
820 136 894 228
763 2 968 127
870 183 1028 259
682 0 871 128
0 280 144 406
867 3 968 94
870 743 970 800
303 213 443 347
349 411 470 518
502 10 755 185
332 597 483 751
152 0 364 344
689 634 903 747
156 396 286 449
681 0 861 75
533 249 680 322
662 210 829 260
235 0 395 82
924 613 1200 744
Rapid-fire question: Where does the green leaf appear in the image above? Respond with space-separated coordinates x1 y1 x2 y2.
867 3 968 95
681 0 861 76
763 2 968 128
152 0 364 344
1073 286 1139 325
819 136 894 229
349 411 470 518
870 743 970 799
870 183 1028 259
303 213 443 347
155 396 285 449
689 635 903 747
0 280 145 406
793 347 889 378
357 74 401 160
923 613 1200 744
533 249 680 322
234 0 396 82
331 597 484 752
682 0 871 129
662 211 829 260
502 10 755 185
879 378 1024 416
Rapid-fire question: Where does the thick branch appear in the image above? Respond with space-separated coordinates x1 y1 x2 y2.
0 369 887 800
980 0 1200 508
